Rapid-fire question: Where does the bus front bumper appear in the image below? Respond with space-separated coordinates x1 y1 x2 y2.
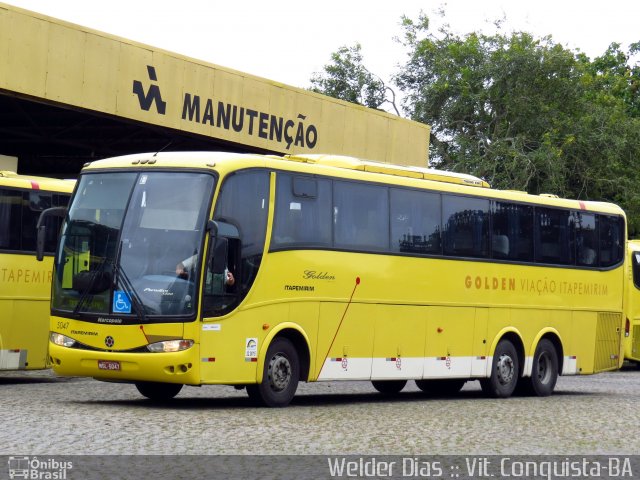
48 342 200 385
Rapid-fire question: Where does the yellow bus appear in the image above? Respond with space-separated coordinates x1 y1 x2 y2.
41 153 626 406
0 171 73 370
624 240 640 365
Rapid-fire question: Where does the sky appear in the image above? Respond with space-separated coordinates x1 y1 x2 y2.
3 0 640 92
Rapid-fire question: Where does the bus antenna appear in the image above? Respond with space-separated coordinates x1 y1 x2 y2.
154 140 173 157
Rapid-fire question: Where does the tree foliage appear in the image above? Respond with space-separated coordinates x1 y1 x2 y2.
310 13 640 234
394 14 640 232
310 44 399 115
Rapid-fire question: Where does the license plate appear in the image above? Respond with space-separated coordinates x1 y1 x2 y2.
98 360 121 371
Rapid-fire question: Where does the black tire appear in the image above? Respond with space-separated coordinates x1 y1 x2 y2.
480 339 519 398
135 381 183 401
371 380 407 394
529 339 559 396
515 339 560 396
415 379 466 396
246 337 299 407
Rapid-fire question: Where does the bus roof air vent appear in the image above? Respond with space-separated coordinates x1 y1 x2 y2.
282 154 490 188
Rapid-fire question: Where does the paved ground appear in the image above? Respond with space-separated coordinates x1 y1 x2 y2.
1 367 639 456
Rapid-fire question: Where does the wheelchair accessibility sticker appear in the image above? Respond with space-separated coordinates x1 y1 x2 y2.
113 290 132 314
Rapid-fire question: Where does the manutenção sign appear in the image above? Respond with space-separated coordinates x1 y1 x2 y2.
133 65 318 151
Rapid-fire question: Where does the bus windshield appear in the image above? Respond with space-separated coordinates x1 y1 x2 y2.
52 171 215 320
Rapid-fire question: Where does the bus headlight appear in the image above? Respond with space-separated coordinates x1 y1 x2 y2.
50 332 76 348
146 339 194 353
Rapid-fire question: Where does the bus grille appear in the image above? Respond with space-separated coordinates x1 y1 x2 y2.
594 312 622 372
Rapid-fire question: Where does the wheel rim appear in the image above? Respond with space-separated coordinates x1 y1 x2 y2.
496 353 515 385
268 353 292 392
536 351 552 384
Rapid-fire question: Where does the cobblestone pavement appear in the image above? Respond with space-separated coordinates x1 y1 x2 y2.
1 367 639 455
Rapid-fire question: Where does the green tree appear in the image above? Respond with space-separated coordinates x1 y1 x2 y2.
394 13 640 233
588 42 640 117
310 43 399 115
310 13 640 233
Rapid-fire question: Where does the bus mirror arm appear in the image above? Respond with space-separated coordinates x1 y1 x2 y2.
207 220 218 237
35 206 67 262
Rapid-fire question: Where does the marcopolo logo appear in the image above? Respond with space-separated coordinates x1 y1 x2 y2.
132 65 167 115
8 456 73 479
132 65 319 150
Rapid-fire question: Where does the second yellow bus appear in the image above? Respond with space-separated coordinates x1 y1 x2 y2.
1 171 73 370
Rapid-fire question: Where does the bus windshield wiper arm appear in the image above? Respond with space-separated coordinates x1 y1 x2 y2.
113 241 147 324
72 257 108 315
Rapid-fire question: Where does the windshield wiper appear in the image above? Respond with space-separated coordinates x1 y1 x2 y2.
113 241 148 324
72 229 112 316
72 256 109 316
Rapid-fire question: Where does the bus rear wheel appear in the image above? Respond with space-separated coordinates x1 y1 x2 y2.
517 339 559 396
415 379 466 396
371 380 407 394
135 381 183 401
246 337 299 407
480 339 519 398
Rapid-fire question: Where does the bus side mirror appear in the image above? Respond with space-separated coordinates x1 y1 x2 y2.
35 206 67 262
209 220 240 239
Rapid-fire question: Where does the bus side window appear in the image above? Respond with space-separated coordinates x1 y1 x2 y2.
634 253 640 289
599 215 624 267
390 188 441 255
333 181 389 251
535 208 574 265
573 212 597 267
213 170 269 297
272 174 332 249
491 202 533 261
0 188 21 250
442 195 489 258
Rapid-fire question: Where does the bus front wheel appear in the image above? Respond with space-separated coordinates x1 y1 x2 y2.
247 337 299 407
135 381 183 401
480 339 519 398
